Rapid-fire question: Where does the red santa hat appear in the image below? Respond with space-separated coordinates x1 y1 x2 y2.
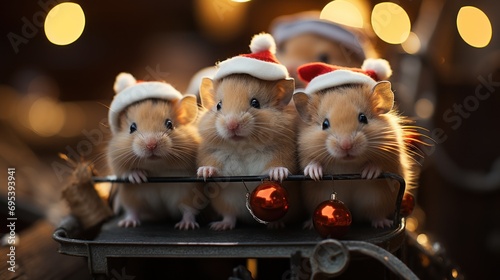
213 33 291 81
297 58 392 94
108 72 183 134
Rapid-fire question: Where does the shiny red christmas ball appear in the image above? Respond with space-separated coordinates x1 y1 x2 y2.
313 195 352 239
249 181 289 222
400 193 415 217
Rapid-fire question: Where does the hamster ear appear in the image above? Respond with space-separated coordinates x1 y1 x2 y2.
371 81 394 114
114 72 136 94
174 94 198 125
293 92 313 122
199 77 216 109
274 78 295 106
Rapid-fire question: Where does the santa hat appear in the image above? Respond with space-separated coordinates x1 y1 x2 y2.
298 58 392 94
108 72 183 134
213 33 290 81
270 11 366 61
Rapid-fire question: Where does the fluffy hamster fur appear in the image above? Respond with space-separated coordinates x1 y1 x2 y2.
197 74 301 230
108 97 204 229
294 82 419 228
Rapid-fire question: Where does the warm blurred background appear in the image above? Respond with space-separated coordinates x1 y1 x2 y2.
1 0 499 279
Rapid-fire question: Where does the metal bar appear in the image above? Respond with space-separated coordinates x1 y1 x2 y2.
310 240 418 280
345 241 419 280
92 173 406 229
92 173 404 184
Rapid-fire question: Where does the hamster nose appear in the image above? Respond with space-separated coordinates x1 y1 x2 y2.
226 120 240 132
146 140 158 151
340 140 353 151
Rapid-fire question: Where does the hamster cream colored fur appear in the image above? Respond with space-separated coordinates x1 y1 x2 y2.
107 75 203 229
196 74 301 230
294 81 419 228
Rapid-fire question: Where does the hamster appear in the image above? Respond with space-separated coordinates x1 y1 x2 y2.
108 96 203 229
294 81 419 228
196 74 301 230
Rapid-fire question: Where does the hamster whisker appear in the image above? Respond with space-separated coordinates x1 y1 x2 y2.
165 151 195 169
368 143 401 154
115 152 138 168
166 144 196 158
252 124 296 143
367 148 401 163
307 148 336 167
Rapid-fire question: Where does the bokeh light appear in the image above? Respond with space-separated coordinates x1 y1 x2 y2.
371 2 411 44
320 0 364 28
29 97 66 137
401 32 421 54
44 2 85 46
195 0 248 42
456 6 492 48
415 98 435 119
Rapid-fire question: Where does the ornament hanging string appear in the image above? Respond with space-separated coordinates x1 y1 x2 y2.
243 180 270 225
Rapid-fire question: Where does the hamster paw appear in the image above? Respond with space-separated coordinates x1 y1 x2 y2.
175 210 200 230
361 163 382 179
124 169 148 184
175 220 200 230
304 162 323 181
371 218 393 228
268 167 290 182
197 166 219 180
118 215 141 228
302 219 314 230
209 216 236 231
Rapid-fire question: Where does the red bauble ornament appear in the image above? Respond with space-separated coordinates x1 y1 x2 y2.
400 193 415 217
313 194 352 239
247 181 289 223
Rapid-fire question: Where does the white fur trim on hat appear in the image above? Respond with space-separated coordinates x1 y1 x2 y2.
362 58 392 80
185 66 217 95
304 69 376 95
108 73 183 134
214 56 288 81
213 32 289 81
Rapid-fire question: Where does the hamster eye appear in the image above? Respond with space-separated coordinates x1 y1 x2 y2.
318 53 329 63
250 98 260 109
358 113 368 124
129 122 137 134
165 119 174 130
322 118 330 130
216 101 222 111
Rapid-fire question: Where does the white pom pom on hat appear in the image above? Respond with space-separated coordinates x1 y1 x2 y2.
108 72 183 134
213 32 290 81
249 32 277 54
113 72 137 93
298 58 392 94
361 58 392 81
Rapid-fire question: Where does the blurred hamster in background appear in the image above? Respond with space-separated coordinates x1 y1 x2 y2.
107 73 204 229
293 59 423 228
196 33 302 231
270 11 375 89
